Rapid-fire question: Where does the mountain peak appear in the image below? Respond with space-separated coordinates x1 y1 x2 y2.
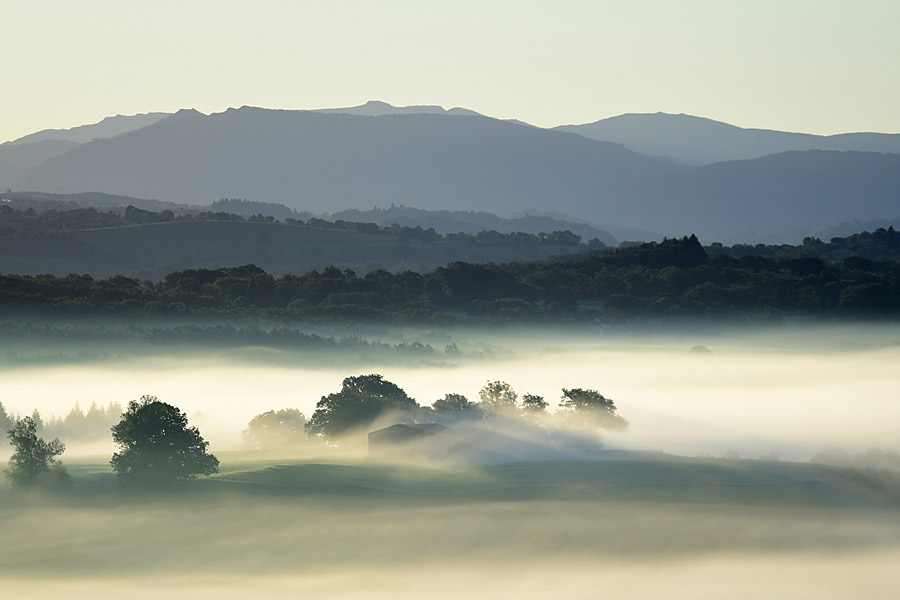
172 108 204 117
362 100 393 108
313 100 482 118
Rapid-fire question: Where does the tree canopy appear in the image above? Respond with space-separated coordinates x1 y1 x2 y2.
110 395 218 486
305 374 419 437
478 380 518 413
5 416 69 488
243 408 309 450
432 393 475 413
521 393 549 414
559 388 628 431
2 230 900 326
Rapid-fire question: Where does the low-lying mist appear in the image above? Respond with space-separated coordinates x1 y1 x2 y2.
2 483 899 599
1 323 898 462
3 322 900 599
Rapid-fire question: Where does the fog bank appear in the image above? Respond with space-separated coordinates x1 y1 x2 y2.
1 325 898 460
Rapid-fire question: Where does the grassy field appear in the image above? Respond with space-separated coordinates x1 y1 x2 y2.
2 455 899 598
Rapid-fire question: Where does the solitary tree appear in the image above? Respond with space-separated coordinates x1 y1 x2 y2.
5 416 69 488
559 388 628 431
243 408 308 450
305 374 418 437
110 395 218 486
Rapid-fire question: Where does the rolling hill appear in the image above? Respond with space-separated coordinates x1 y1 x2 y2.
0 219 589 278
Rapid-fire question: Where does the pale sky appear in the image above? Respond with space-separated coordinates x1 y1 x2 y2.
2 0 898 143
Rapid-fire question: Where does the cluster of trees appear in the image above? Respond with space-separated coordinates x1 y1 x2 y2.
210 198 311 221
0 401 123 443
2 233 899 323
43 402 122 441
711 226 900 264
1 402 45 436
3 375 625 489
300 374 627 439
242 376 627 452
4 395 218 490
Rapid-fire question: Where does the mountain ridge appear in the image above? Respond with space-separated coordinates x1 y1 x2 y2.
556 112 900 165
6 104 900 243
7 112 171 146
12 106 677 216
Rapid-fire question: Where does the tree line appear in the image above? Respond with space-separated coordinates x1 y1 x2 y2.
302 375 626 439
0 401 123 442
3 375 625 489
2 233 899 323
0 202 592 250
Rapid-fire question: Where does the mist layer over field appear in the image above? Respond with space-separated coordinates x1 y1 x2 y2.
2 456 900 599
2 324 900 598
1 324 898 460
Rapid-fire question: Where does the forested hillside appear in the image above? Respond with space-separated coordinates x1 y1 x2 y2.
2 231 898 325
0 203 589 278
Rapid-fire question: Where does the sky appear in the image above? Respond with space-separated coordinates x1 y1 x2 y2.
2 0 899 143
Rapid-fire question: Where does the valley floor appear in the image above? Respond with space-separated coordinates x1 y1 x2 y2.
2 455 899 599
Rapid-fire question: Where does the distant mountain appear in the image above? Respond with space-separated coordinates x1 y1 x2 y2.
606 150 900 241
0 140 81 186
313 100 536 127
9 106 900 242
557 113 900 165
7 112 171 146
13 105 678 215
313 99 482 118
0 139 81 167
0 113 172 189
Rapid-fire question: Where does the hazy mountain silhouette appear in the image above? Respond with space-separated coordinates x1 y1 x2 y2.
314 99 482 118
606 150 900 240
13 105 678 214
10 106 900 242
313 100 542 127
1 112 172 188
557 113 900 165
0 139 80 166
0 140 81 185
7 112 171 146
